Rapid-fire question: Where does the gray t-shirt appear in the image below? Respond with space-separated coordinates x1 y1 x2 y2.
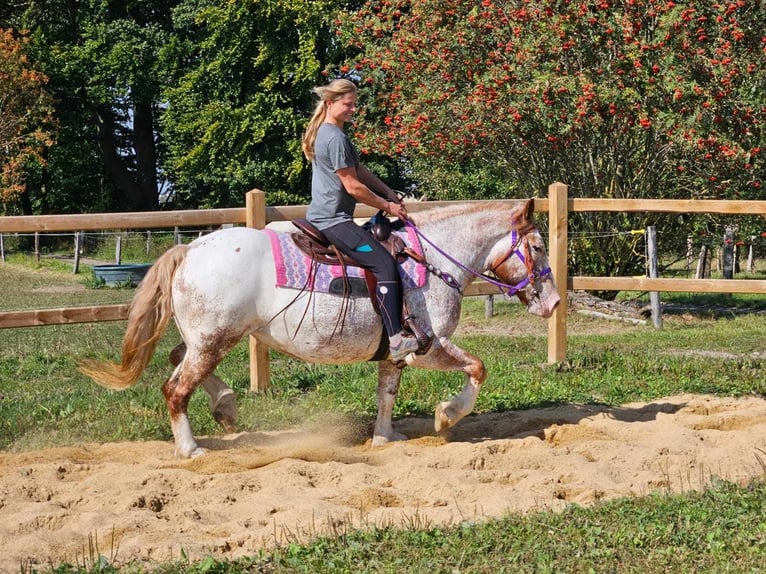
306 123 360 230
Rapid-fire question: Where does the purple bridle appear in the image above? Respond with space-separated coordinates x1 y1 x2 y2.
404 220 552 298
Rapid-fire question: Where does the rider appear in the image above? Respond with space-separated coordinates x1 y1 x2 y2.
301 78 419 362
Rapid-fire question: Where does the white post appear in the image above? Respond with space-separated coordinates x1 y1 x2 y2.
647 226 662 329
73 232 82 274
115 234 122 264
747 236 755 273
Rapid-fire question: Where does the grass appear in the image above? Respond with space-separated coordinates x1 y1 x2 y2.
2 257 766 572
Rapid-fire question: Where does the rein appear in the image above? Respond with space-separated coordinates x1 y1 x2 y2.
404 219 552 298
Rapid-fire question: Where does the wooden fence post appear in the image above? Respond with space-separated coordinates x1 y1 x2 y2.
484 295 494 318
695 244 709 279
547 182 568 363
246 189 270 392
0 233 5 263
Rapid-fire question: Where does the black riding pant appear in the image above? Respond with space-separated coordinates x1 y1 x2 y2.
321 220 402 337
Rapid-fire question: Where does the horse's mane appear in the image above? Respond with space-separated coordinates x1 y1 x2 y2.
412 200 534 234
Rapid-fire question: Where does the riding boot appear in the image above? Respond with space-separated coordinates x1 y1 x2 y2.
375 280 403 335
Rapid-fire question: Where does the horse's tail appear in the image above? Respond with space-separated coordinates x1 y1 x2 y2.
79 245 189 390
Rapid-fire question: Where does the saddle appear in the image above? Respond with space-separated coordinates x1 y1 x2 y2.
290 216 433 360
292 217 406 265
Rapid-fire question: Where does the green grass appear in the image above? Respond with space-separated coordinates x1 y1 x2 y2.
3 259 766 573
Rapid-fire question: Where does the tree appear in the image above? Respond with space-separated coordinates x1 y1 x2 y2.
15 0 177 212
0 28 56 214
160 0 356 208
339 0 766 291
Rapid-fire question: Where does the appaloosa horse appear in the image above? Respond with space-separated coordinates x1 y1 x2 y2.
80 199 559 458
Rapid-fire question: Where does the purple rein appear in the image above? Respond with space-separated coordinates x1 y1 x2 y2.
404 220 552 298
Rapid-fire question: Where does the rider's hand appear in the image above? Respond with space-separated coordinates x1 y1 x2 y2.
387 200 409 222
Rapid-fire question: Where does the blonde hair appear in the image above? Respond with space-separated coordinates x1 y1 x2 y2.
301 78 358 162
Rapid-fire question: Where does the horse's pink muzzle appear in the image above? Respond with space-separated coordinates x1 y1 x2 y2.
526 277 561 319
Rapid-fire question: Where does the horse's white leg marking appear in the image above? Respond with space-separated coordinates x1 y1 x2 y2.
171 412 205 459
372 361 407 447
412 336 487 433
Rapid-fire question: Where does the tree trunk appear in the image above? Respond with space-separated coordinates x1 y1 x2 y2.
133 100 159 210
94 105 145 211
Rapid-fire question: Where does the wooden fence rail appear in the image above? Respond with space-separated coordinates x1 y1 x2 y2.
2 184 766 389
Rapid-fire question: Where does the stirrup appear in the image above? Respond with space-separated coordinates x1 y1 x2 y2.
403 315 434 355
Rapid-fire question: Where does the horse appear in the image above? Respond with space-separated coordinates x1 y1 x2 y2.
80 199 560 458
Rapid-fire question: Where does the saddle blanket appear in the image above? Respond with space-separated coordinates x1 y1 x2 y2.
265 226 427 293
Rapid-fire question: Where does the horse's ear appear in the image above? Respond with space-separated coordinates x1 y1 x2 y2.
522 199 535 222
512 199 535 227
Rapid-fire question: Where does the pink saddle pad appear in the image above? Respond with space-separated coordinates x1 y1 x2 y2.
265 226 427 293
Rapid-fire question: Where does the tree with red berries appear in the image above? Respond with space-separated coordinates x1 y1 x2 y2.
339 1 765 287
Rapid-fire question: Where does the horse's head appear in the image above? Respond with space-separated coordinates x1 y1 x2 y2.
485 200 560 318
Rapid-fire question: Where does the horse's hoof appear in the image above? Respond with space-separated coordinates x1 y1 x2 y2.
189 447 207 458
210 390 238 433
434 402 456 432
214 417 237 434
371 432 407 447
175 446 207 459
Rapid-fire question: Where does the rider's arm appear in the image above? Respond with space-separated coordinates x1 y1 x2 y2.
336 166 408 220
357 165 400 203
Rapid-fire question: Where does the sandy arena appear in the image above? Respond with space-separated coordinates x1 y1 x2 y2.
2 392 766 571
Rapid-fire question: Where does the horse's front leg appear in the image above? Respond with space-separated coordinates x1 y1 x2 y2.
411 336 487 433
371 361 407 447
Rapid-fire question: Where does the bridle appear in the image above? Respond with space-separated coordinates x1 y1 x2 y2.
484 228 552 297
403 219 552 298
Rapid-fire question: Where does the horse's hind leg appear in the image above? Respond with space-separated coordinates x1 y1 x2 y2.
163 361 207 458
169 342 238 433
164 340 238 458
372 361 407 447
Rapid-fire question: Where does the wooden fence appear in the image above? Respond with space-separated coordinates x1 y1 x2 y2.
2 183 766 390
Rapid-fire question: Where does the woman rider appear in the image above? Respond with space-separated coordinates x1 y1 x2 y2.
301 78 419 362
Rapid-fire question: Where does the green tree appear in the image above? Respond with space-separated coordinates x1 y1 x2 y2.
14 0 176 212
0 28 56 214
340 0 765 290
160 0 355 208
